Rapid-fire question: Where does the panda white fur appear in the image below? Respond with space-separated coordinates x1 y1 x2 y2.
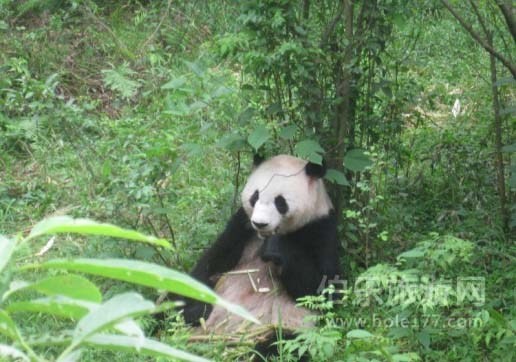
182 155 341 352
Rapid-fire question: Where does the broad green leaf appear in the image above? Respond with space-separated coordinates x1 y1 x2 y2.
325 169 350 186
397 248 425 260
184 60 205 77
58 349 82 362
388 327 412 340
28 258 259 324
0 310 22 342
417 330 431 349
72 293 153 347
346 329 374 339
344 149 372 172
218 133 247 151
86 334 209 362
161 76 187 90
211 85 233 98
247 125 270 151
6 296 97 319
295 140 324 164
0 235 16 273
265 102 282 115
188 100 208 112
238 107 255 124
27 216 171 249
502 143 516 153
279 125 297 140
113 319 144 339
0 344 29 362
3 275 101 302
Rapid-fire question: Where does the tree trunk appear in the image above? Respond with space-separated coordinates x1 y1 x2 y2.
332 0 354 217
489 33 509 233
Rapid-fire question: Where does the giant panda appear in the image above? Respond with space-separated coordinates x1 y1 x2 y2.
180 154 341 357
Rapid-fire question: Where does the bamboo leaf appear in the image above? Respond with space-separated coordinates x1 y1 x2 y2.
3 275 102 303
6 296 97 319
0 235 16 273
27 258 259 325
72 293 153 346
0 310 22 343
0 344 29 362
86 334 210 362
27 216 171 249
346 329 374 339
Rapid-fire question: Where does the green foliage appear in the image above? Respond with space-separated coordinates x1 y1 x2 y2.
344 149 373 173
0 1 514 361
102 64 141 101
0 217 257 361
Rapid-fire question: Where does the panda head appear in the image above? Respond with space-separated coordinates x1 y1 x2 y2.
241 155 333 237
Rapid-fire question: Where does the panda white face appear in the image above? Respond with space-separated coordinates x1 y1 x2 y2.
241 155 333 237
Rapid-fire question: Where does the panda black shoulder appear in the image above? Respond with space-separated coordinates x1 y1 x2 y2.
286 211 338 247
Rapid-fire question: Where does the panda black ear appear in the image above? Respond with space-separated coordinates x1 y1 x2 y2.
305 159 327 178
253 153 265 167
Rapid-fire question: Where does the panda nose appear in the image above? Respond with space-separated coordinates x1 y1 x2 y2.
252 221 269 229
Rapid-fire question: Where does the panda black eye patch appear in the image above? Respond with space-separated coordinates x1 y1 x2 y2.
250 190 259 207
274 195 289 214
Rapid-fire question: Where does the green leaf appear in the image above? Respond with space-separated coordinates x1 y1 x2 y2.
397 248 425 260
279 125 297 140
502 143 516 153
417 330 431 349
188 100 208 112
0 235 16 273
325 169 350 186
211 85 233 98
27 216 171 249
3 275 102 303
72 293 153 346
6 296 96 319
295 140 324 164
0 344 29 362
161 76 187 90
344 149 373 172
86 334 209 362
388 327 412 340
346 329 374 339
0 310 22 343
184 60 205 77
59 349 82 362
101 65 140 100
392 353 420 362
247 125 270 151
238 107 255 125
27 258 259 325
265 102 282 115
218 133 247 152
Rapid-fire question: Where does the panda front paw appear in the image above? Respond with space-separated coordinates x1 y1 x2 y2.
260 235 285 266
183 301 212 325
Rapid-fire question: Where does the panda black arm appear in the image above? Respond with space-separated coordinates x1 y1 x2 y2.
181 207 254 324
190 206 254 286
267 212 341 299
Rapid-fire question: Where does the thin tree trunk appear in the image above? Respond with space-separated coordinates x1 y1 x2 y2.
489 33 509 233
333 0 354 216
